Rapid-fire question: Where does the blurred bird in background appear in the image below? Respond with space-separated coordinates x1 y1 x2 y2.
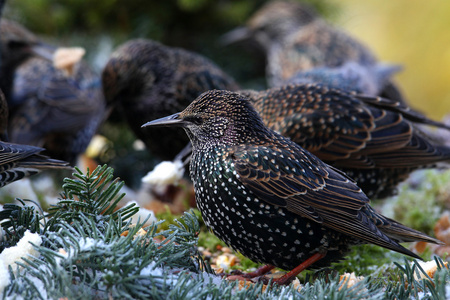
102 38 240 162
0 19 105 165
0 19 54 101
101 39 240 210
284 61 402 96
221 0 405 102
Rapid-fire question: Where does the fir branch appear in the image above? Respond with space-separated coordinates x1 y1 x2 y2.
0 199 42 251
3 165 450 299
4 211 207 299
45 165 138 233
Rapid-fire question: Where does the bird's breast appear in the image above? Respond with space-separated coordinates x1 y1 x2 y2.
190 147 354 269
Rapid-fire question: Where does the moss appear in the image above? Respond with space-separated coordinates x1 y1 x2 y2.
198 230 226 252
330 244 400 277
381 169 450 236
155 208 180 229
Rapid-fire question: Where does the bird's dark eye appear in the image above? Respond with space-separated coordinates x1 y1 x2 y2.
186 116 203 125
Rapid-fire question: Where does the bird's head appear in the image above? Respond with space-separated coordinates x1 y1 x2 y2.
142 90 268 148
220 1 317 51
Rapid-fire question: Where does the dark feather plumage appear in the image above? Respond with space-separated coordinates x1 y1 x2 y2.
8 56 105 164
0 141 71 187
102 38 240 160
142 89 441 275
0 89 71 187
244 83 450 198
0 19 105 164
0 19 54 101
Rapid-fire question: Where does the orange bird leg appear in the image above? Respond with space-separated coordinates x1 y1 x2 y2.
243 265 276 278
273 250 327 285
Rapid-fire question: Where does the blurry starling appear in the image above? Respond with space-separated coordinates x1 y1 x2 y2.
143 90 441 284
8 55 105 165
0 89 70 187
0 20 105 165
102 38 240 161
243 83 450 198
221 1 405 102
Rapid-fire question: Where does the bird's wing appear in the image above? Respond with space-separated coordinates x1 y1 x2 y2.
10 60 104 145
356 95 450 130
230 140 425 252
231 140 367 222
0 142 43 170
250 84 413 162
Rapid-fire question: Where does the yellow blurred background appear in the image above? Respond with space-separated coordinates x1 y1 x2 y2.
330 0 450 120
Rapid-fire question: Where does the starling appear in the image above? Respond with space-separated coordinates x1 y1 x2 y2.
0 20 105 165
102 38 240 161
8 55 105 165
0 89 71 187
221 1 405 102
243 83 450 199
143 90 441 284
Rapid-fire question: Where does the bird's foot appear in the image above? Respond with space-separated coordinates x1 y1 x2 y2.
223 265 275 282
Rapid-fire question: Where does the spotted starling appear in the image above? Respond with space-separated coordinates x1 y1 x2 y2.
243 83 450 199
102 38 240 161
221 1 405 102
0 89 71 187
0 20 105 165
143 90 441 284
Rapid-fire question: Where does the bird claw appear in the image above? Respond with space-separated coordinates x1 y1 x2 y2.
229 269 244 276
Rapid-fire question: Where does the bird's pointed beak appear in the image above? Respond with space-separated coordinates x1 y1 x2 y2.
219 26 251 46
142 113 185 128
